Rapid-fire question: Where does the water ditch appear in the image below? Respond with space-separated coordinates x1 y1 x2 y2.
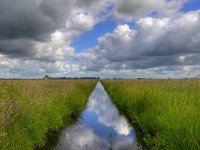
42 82 139 150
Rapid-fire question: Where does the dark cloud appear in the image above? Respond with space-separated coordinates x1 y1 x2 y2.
0 0 73 41
0 39 36 58
0 0 80 60
114 0 184 19
0 0 111 60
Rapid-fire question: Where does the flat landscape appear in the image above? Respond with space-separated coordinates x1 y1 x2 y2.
1 79 199 149
0 0 200 149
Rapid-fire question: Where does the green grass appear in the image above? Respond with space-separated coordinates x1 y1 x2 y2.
0 80 97 150
102 79 200 150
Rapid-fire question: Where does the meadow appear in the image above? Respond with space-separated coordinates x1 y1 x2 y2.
0 80 97 150
102 79 200 150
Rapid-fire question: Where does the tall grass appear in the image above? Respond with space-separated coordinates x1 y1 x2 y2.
0 80 97 150
102 79 200 150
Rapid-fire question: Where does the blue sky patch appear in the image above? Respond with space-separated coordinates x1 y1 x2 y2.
72 19 117 53
181 0 200 12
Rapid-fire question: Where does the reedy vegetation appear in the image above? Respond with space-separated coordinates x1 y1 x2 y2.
0 80 97 150
102 79 200 150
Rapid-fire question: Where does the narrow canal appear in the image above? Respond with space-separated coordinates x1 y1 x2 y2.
55 82 138 150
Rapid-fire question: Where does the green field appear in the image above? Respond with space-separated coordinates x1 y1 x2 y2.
102 79 200 150
1 79 199 150
0 80 97 150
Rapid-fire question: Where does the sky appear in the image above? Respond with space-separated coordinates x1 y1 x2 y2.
0 0 200 79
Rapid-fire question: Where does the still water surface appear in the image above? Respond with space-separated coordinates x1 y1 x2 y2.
55 82 138 150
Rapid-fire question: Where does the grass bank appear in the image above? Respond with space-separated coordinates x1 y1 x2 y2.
102 79 200 150
0 80 97 150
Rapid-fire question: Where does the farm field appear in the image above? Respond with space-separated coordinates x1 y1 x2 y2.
0 80 97 150
102 79 200 150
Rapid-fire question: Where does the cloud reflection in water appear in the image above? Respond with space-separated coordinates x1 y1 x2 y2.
55 82 137 150
88 83 132 136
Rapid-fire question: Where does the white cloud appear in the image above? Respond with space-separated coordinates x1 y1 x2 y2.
77 10 200 78
65 13 97 32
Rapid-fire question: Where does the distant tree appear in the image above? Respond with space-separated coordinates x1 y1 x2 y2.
43 75 50 80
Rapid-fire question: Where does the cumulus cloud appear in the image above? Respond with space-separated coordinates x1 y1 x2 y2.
0 0 105 60
0 0 73 41
0 0 112 78
0 0 200 78
65 13 97 32
78 10 200 77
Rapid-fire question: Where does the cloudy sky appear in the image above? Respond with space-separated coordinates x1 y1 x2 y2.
0 0 200 78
